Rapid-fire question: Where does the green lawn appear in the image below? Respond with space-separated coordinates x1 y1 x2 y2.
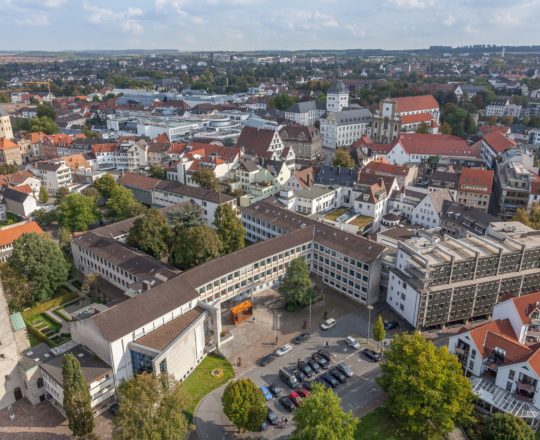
22 289 78 322
355 407 398 440
28 332 41 347
182 354 234 421
324 207 348 222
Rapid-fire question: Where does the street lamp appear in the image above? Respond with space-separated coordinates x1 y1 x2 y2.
366 305 373 345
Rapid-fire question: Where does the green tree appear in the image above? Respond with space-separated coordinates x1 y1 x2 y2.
482 413 534 440
267 93 297 111
127 209 171 259
105 185 145 221
290 383 359 440
332 149 355 168
282 257 312 310
56 193 100 232
54 186 70 205
80 273 98 297
213 204 245 254
441 122 452 135
192 169 220 192
36 103 56 120
501 115 514 125
113 373 190 440
377 332 475 440
38 186 49 203
94 174 117 198
81 187 100 199
171 225 223 269
222 378 266 433
168 204 204 230
415 122 430 134
57 226 72 252
29 116 59 134
0 263 32 312
9 233 70 302
148 164 166 179
0 163 19 174
514 204 540 230
373 315 386 351
62 353 94 439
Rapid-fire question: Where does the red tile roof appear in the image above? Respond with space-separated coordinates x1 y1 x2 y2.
478 125 510 136
531 177 540 196
360 159 410 177
117 172 161 191
12 184 32 194
236 127 277 159
394 95 439 113
400 113 435 125
0 138 18 150
91 143 118 154
467 319 522 358
0 221 43 247
394 133 476 157
482 130 516 154
458 168 494 195
508 292 540 326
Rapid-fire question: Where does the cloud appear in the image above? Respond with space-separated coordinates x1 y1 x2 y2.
281 10 339 31
345 24 367 38
489 11 522 26
42 0 66 7
127 7 143 18
15 13 49 26
387 0 435 9
442 14 456 26
122 20 144 35
83 3 145 34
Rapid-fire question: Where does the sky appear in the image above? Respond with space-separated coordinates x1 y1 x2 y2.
1 0 540 52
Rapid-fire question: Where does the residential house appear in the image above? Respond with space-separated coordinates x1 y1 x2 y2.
0 221 43 261
359 159 417 190
440 200 499 238
236 126 295 167
456 168 494 212
284 100 325 126
91 139 149 171
30 160 72 195
0 138 22 165
279 125 322 162
0 170 41 197
2 187 38 217
479 130 517 168
278 185 340 215
285 167 315 191
410 188 453 228
484 98 522 118
0 107 13 140
453 84 488 100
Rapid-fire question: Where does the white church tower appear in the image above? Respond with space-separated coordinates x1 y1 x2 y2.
326 80 349 113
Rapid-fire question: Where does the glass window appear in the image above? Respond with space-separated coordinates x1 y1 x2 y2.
130 350 154 374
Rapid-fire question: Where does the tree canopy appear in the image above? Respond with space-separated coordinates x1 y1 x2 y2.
113 373 190 440
213 204 245 254
192 169 220 192
94 174 117 198
62 353 94 439
290 383 359 440
332 149 355 168
222 378 267 432
148 164 166 179
267 93 297 111
171 225 223 270
127 209 171 259
373 315 386 350
56 193 100 232
514 204 540 230
105 185 145 221
281 257 313 310
9 233 70 302
38 186 49 203
29 116 59 134
482 413 534 440
377 332 475 439
0 263 31 312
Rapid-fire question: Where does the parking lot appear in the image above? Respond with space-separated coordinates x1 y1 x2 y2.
196 310 394 440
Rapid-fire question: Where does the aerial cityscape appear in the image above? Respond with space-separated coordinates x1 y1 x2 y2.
1 1 540 439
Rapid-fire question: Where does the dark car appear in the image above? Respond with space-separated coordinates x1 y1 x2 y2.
280 396 295 412
257 352 276 367
108 403 120 416
298 360 314 378
312 353 329 369
314 376 331 389
260 421 269 432
269 383 284 398
362 348 382 362
267 408 279 426
384 320 400 331
322 372 339 388
337 363 354 378
330 367 347 384
302 381 313 391
293 368 306 382
292 332 311 344
316 348 333 362
307 358 321 374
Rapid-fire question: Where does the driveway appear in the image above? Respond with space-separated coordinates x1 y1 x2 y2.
195 311 391 439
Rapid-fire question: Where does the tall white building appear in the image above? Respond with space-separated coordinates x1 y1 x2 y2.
0 107 13 140
326 80 349 112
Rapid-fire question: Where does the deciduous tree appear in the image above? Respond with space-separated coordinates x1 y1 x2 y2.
113 373 190 440
38 185 49 203
282 257 313 310
415 122 430 134
56 193 100 232
213 204 245 253
290 383 359 440
171 225 223 269
0 263 31 312
54 186 70 205
127 209 171 259
63 353 94 439
192 169 220 192
94 174 117 198
222 378 266 433
105 185 145 221
332 149 355 168
148 164 166 179
373 315 386 351
514 204 540 230
377 332 475 440
482 413 534 440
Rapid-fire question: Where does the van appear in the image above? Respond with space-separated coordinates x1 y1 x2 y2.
279 367 299 388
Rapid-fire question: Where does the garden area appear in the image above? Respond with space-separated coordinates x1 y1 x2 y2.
355 408 397 440
324 207 348 222
22 287 79 347
347 215 373 229
181 354 234 421
0 212 21 227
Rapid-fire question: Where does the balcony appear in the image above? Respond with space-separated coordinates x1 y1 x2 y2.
455 346 469 356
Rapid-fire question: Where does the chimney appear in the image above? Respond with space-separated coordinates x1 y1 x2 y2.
307 172 311 186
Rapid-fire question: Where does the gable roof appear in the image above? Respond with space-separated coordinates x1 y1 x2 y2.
482 130 516 154
3 186 32 203
394 95 439 113
458 168 494 195
0 221 43 247
394 133 476 157
360 160 410 177
118 172 161 191
0 138 18 150
236 126 278 158
507 292 540 327
426 189 453 214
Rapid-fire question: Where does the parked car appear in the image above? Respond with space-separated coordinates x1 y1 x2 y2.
269 383 284 398
312 353 329 369
337 363 354 378
275 343 293 356
260 421 269 432
267 408 279 426
298 360 314 378
260 385 273 401
279 368 299 388
362 348 382 362
320 318 336 330
289 391 303 406
345 336 360 349
314 376 331 389
279 396 295 412
292 332 311 344
321 372 339 388
316 348 333 362
307 358 321 374
384 320 399 331
297 387 310 398
293 368 306 382
108 403 120 416
330 367 347 384
302 381 313 391
257 352 276 367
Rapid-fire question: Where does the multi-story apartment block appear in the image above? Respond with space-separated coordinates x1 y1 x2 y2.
479 130 517 168
449 291 540 430
284 100 325 126
440 200 498 238
456 168 494 212
278 186 340 216
387 222 540 329
91 139 149 171
0 107 13 140
484 98 522 118
371 95 440 143
0 138 22 165
359 159 417 190
30 159 72 195
320 108 372 149
279 125 322 162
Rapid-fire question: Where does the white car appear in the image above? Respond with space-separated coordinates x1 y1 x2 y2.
275 344 293 357
345 336 360 349
320 318 336 330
